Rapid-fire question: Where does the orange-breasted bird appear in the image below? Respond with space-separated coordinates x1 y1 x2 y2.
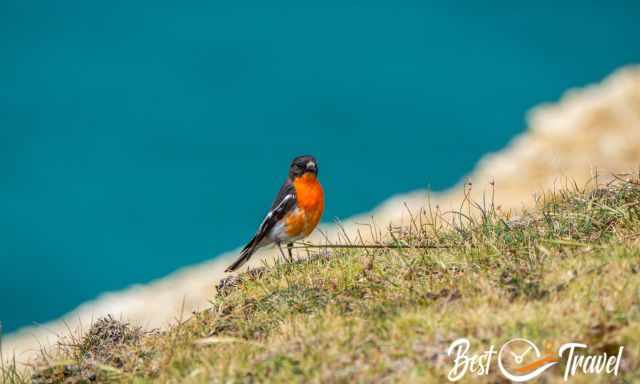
225 155 324 272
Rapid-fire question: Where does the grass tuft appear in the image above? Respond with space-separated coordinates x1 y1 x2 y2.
3 175 640 383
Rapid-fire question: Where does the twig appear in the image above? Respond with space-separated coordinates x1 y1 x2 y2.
290 243 451 249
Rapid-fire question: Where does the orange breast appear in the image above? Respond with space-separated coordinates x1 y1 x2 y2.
286 172 324 237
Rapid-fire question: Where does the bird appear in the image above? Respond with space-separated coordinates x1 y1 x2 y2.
225 155 324 272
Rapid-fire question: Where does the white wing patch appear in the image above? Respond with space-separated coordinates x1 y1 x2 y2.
272 193 294 214
258 193 294 232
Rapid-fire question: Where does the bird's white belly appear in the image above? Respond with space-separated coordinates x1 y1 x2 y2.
268 210 306 243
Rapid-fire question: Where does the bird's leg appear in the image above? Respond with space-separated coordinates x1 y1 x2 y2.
276 242 288 263
287 242 294 262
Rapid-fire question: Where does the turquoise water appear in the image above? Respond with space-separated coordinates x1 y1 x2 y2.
1 1 639 333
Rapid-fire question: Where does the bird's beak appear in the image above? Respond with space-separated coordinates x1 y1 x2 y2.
306 161 316 172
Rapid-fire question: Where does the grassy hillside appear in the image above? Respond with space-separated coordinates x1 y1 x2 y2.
3 176 640 383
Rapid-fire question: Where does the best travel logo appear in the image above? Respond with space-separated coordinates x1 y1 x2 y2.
447 337 624 382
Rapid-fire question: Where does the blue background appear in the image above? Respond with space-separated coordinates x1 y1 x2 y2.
1 1 639 332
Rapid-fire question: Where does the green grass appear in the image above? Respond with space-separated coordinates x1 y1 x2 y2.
4 176 640 383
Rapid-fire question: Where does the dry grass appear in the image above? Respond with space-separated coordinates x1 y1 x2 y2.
3 175 640 383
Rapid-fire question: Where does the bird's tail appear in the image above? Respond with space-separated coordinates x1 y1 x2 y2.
225 235 260 272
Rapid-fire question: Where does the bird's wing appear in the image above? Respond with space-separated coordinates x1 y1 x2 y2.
225 179 297 272
256 178 297 239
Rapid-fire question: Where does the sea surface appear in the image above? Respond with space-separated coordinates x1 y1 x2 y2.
1 1 639 333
